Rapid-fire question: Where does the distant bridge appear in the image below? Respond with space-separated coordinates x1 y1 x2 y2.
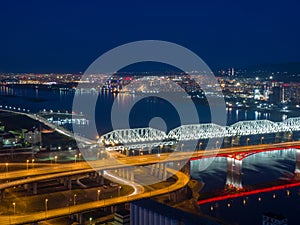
100 118 300 150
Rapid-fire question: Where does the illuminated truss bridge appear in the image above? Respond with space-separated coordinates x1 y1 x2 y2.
99 117 300 150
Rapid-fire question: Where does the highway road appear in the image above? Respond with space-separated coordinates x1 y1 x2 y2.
0 109 95 145
0 167 189 225
1 140 300 183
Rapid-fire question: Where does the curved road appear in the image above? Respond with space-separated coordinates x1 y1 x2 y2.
0 168 189 225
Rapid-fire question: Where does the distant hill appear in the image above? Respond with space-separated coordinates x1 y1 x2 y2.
236 62 300 82
244 62 300 74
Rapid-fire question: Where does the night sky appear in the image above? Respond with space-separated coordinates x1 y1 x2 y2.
0 0 300 73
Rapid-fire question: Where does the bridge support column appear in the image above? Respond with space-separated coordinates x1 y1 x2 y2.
295 149 300 177
150 164 155 176
1 189 5 199
158 163 167 180
154 164 160 177
158 163 163 179
63 178 68 187
32 182 37 195
68 177 72 190
275 132 282 143
125 168 130 180
130 169 134 182
100 171 104 185
76 213 83 224
226 157 242 189
162 163 168 180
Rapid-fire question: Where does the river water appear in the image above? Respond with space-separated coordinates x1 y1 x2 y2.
1 86 300 224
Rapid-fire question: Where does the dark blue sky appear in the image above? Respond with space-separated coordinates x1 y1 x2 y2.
0 0 300 73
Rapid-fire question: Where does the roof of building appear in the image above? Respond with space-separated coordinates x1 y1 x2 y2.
132 199 223 225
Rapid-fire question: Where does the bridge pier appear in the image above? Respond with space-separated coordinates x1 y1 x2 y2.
150 163 168 180
75 213 83 224
275 132 282 143
295 149 300 177
226 157 243 189
158 163 167 180
98 171 104 185
0 189 5 199
67 177 72 190
32 182 37 195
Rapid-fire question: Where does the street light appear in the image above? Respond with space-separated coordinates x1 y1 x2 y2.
73 194 77 206
26 160 29 170
246 138 250 146
261 136 264 144
32 159 35 168
118 186 122 196
180 143 184 151
97 189 101 200
74 155 77 164
12 202 16 216
199 142 202 150
78 153 82 160
45 198 48 217
231 139 234 147
54 156 58 164
215 140 219 148
5 163 8 173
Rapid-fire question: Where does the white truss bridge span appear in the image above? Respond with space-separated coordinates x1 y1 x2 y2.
99 117 300 150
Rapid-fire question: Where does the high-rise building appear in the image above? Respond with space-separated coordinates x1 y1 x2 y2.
130 199 222 225
270 86 284 103
114 209 130 225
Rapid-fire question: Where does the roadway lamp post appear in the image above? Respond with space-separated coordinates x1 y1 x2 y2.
78 153 82 160
26 160 29 170
74 155 77 164
261 136 264 144
54 156 57 164
12 202 16 216
97 189 101 201
231 139 234 147
5 163 8 174
215 140 219 148
158 145 162 158
73 194 77 206
180 144 184 151
45 198 48 217
246 138 250 146
32 159 35 168
199 142 202 150
118 186 122 196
